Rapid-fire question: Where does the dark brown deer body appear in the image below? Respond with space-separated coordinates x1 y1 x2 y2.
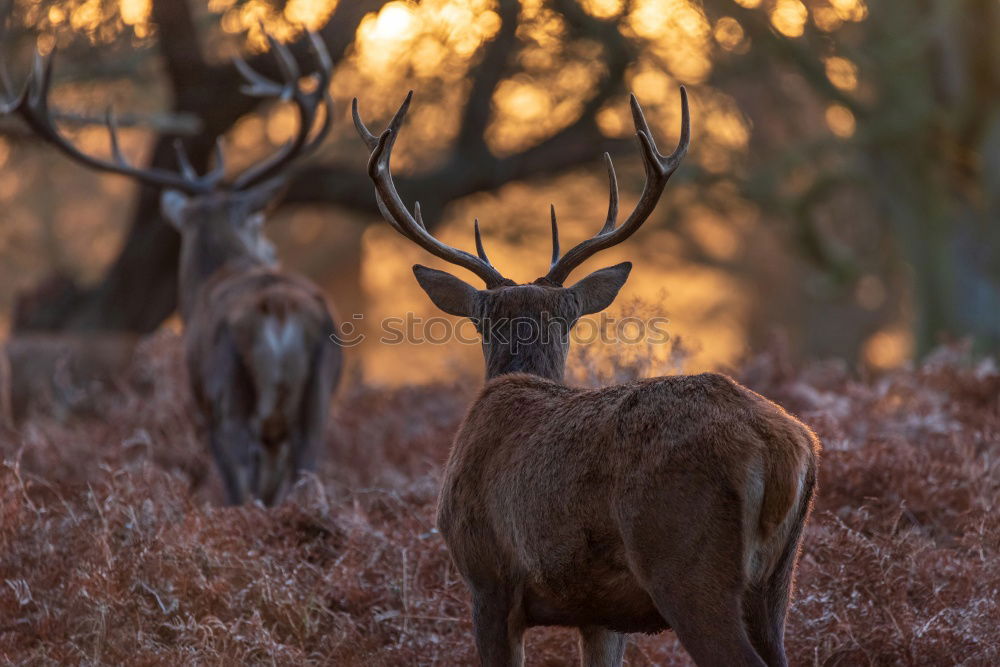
356 90 819 666
443 370 816 667
167 190 341 505
3 33 342 505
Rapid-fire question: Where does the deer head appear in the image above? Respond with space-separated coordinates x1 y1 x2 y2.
1 31 334 318
354 89 689 381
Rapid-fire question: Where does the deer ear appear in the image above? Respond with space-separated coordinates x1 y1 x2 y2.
161 190 190 230
569 262 632 315
413 265 479 318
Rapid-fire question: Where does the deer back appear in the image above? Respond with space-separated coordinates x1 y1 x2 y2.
438 372 818 621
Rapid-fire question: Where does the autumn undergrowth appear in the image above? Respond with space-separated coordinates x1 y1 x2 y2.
1 332 998 665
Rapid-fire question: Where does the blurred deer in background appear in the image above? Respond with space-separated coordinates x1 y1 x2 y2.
355 90 820 667
2 34 342 505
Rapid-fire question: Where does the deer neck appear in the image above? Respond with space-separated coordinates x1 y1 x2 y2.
484 344 567 383
178 229 262 321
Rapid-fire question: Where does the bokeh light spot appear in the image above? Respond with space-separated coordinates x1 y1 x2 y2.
771 0 808 38
825 104 856 138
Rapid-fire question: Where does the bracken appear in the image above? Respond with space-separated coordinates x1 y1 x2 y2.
1 332 997 665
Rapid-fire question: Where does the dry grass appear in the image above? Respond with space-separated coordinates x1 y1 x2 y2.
1 332 998 665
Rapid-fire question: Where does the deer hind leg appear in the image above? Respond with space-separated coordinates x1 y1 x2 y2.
639 549 764 667
620 480 765 667
742 545 797 667
210 420 255 505
742 582 787 667
743 478 813 666
258 441 291 507
655 589 764 667
579 626 626 667
470 588 526 667
288 339 338 485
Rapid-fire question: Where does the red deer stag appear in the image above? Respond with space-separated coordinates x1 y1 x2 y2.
354 90 819 666
2 34 342 505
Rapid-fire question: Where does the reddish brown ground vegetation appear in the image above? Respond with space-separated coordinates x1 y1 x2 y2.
1 333 998 665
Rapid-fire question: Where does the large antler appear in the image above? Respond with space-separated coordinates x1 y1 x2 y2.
0 31 334 195
544 87 690 285
0 49 224 194
230 30 333 190
353 92 511 289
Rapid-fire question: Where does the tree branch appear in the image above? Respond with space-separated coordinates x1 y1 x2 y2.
13 0 390 332
454 0 520 159
725 2 868 118
285 0 637 222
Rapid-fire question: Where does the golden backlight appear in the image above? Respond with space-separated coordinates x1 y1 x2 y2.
0 0 889 379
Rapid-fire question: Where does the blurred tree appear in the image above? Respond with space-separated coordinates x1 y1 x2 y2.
9 0 645 332
712 0 1000 356
4 0 999 361
9 0 391 331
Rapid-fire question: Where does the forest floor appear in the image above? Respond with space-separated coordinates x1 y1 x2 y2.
1 333 998 665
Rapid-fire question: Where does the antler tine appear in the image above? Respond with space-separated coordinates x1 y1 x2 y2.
307 30 333 87
105 108 128 165
0 74 28 113
171 136 227 190
233 52 285 98
173 139 198 181
230 30 335 191
474 218 492 264
231 25 298 100
549 204 560 268
631 88 690 177
600 153 619 234
205 137 227 184
353 91 412 151
544 87 690 285
301 86 334 153
363 93 509 288
413 200 428 229
0 45 218 194
264 30 301 90
353 92 419 239
298 32 335 155
30 50 54 108
352 98 379 150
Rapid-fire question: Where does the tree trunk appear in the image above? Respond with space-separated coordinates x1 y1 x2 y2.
13 0 387 333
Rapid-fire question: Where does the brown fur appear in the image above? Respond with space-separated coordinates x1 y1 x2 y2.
168 190 341 506
364 87 815 664
413 267 821 666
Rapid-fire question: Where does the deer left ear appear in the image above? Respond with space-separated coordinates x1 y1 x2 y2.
569 262 632 315
161 190 191 230
413 265 479 318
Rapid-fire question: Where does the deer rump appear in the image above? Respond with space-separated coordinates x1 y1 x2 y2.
186 267 339 504
438 372 818 634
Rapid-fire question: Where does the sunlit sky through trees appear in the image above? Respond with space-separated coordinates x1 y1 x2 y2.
0 0 931 383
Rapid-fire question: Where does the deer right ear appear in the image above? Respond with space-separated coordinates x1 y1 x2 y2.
412 265 479 318
161 190 190 230
569 262 632 315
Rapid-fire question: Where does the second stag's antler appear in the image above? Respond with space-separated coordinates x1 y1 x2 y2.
0 31 334 195
353 87 690 287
